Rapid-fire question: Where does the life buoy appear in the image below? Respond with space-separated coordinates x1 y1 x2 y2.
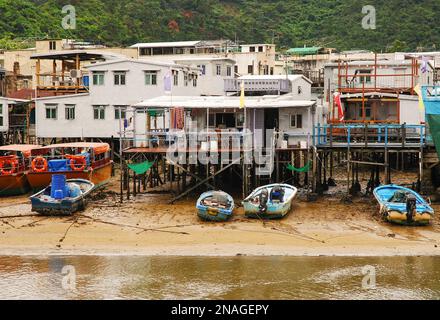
67 155 87 171
32 157 48 173
0 158 18 175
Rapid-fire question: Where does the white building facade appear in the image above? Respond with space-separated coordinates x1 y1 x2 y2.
173 57 235 96
131 41 277 77
34 59 200 140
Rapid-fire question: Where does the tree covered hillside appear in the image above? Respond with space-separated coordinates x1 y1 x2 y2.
0 0 439 52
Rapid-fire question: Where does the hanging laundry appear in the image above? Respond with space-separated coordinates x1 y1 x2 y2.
171 107 185 129
333 92 344 121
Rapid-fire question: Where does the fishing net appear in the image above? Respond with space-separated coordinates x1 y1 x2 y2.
286 161 312 173
127 161 154 175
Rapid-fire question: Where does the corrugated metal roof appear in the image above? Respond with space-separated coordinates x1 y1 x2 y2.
130 41 201 49
135 95 316 109
286 47 322 56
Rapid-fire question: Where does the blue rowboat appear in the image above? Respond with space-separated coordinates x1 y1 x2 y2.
30 179 95 216
373 185 434 226
196 191 235 222
242 184 298 219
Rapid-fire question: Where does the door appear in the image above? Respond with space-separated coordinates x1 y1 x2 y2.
264 108 279 147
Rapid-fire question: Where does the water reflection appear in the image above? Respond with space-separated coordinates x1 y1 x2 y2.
0 256 440 300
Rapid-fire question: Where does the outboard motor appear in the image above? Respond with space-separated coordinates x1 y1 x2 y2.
259 188 269 214
406 194 417 224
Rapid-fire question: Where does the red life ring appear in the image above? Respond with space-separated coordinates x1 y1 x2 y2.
0 157 18 175
32 157 48 173
67 155 87 171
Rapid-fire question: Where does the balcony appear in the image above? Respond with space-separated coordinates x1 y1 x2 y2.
224 78 291 93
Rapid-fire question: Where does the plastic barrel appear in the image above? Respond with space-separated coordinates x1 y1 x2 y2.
83 75 90 87
51 174 67 199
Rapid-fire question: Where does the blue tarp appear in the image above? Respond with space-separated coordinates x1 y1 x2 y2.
48 160 70 172
422 86 440 115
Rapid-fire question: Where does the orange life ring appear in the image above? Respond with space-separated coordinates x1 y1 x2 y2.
32 157 48 173
0 157 18 175
67 155 87 171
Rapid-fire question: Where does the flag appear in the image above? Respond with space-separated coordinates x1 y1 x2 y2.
333 92 344 121
164 69 172 93
421 56 428 74
413 84 425 112
239 81 245 109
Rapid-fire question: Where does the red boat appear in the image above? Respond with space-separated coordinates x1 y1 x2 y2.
0 144 42 196
27 142 113 191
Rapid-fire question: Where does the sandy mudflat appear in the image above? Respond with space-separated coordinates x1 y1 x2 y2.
1 185 440 257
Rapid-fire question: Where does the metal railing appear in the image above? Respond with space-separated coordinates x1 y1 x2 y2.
224 78 290 93
313 123 426 148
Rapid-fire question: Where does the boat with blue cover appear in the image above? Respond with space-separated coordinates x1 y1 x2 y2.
373 185 434 226
27 142 112 191
30 175 95 215
242 184 298 219
196 191 235 222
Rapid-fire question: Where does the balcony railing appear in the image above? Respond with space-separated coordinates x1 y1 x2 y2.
313 124 426 148
224 78 291 93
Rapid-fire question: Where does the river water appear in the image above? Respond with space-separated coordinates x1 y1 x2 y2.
0 255 439 300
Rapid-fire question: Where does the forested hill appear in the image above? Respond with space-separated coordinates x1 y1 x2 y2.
0 0 439 52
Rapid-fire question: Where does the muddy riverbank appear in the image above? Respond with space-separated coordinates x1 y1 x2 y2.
1 179 440 257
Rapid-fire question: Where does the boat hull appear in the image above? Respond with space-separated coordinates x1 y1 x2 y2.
243 184 297 220
0 173 30 196
197 208 232 222
374 185 435 226
30 179 95 216
196 191 234 222
244 203 292 220
383 209 432 226
31 197 88 216
27 162 112 191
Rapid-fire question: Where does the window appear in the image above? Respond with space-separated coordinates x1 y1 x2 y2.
114 72 126 85
145 71 157 85
140 48 152 56
250 46 256 52
114 106 127 120
226 66 232 77
298 86 303 95
0 104 3 126
358 69 372 84
234 65 238 74
263 65 269 75
290 114 303 129
49 41 57 50
359 105 372 119
216 65 221 76
248 65 254 75
45 104 58 120
92 72 105 86
65 105 75 120
193 75 197 87
173 70 179 86
184 72 189 86
258 46 264 52
93 105 106 120
198 65 206 75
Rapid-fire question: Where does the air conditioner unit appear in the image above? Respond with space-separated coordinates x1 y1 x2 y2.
70 69 82 79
